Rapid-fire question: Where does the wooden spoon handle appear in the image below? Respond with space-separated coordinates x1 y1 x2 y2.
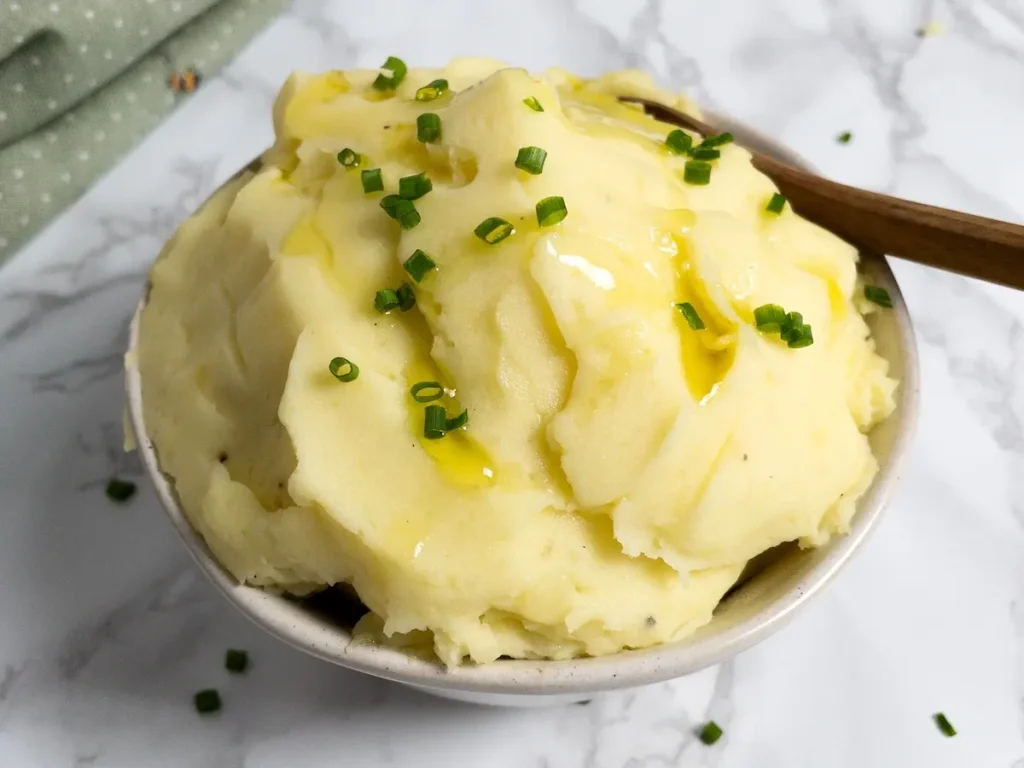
627 98 1024 291
754 154 1024 291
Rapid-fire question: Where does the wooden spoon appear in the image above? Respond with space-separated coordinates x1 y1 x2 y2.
625 97 1024 291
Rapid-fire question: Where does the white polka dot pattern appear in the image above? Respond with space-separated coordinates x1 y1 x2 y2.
0 0 286 258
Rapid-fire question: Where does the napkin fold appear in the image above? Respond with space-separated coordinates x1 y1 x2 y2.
0 0 287 261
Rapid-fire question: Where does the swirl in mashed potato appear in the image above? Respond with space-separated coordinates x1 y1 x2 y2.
136 58 896 666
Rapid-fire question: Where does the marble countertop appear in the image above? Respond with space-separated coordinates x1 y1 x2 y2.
2 0 1023 765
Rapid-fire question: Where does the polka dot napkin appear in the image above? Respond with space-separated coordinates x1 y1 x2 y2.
0 0 287 260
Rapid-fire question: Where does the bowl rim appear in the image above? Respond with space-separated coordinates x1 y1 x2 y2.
126 110 920 696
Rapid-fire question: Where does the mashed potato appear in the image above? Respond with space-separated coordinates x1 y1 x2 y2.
137 58 896 666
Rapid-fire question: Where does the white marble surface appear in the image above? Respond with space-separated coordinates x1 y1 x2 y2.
1 0 1022 765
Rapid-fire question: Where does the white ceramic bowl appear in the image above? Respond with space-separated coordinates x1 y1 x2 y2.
126 112 919 707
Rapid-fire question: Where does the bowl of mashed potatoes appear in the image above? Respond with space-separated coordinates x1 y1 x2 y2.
126 57 917 706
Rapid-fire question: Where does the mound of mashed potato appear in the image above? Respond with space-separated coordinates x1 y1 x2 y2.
137 57 896 666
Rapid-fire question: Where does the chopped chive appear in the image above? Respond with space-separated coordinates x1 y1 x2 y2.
753 303 788 333
754 303 814 348
398 205 420 229
424 404 448 439
933 713 956 738
699 721 723 745
700 132 734 148
786 325 814 348
410 381 444 403
374 288 400 313
398 172 433 200
380 194 403 216
523 96 544 112
864 285 892 308
417 112 441 143
396 282 416 311
837 131 852 144
337 148 360 168
675 302 705 330
765 193 787 214
688 146 720 160
194 689 221 715
372 55 408 91
415 78 449 102
665 129 693 155
225 649 249 674
381 195 420 229
105 479 136 502
328 357 359 382
446 409 469 431
474 217 515 244
514 146 547 175
361 168 383 194
403 249 436 282
536 196 568 227
683 160 712 185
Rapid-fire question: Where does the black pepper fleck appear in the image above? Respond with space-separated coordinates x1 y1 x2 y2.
742 454 748 461
218 452 228 463
645 616 657 627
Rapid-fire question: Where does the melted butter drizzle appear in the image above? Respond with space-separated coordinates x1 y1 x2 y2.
403 357 497 490
670 233 736 403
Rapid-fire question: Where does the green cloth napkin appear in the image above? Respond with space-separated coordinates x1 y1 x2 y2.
0 0 287 261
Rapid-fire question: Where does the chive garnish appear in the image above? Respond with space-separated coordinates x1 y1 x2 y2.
700 132 734 148
753 303 788 333
417 112 441 143
665 129 693 155
361 168 383 194
225 649 249 674
515 146 547 175
675 302 705 330
446 409 469 431
683 160 712 185
337 148 360 168
375 288 400 313
328 357 359 382
410 381 444 403
864 285 892 308
380 194 403 216
688 146 720 160
837 131 852 144
699 721 723 745
754 303 813 348
415 78 449 102
523 96 544 112
424 404 448 439
105 479 136 502
782 311 813 348
194 689 221 715
403 249 436 282
398 172 433 200
536 196 568 227
474 217 515 244
398 206 421 228
372 56 407 91
380 195 420 229
423 404 468 439
933 713 956 737
396 282 416 311
765 193 787 214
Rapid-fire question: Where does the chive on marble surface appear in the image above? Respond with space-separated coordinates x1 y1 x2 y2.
1 0 1023 766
